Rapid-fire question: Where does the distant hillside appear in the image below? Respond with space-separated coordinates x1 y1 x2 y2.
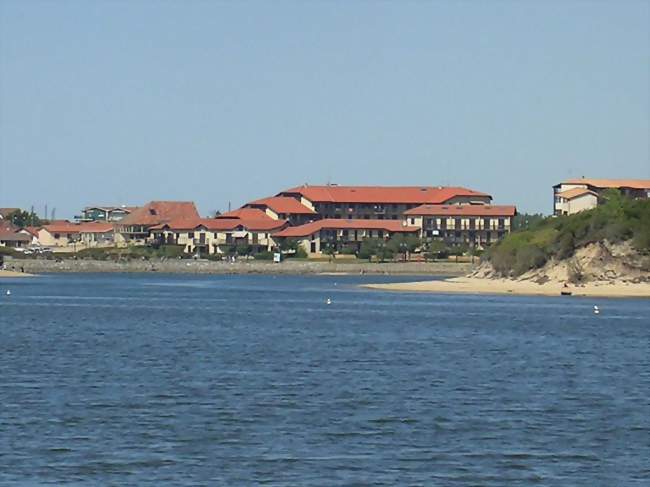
480 191 650 283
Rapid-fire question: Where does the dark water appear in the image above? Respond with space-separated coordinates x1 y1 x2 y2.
1 273 649 485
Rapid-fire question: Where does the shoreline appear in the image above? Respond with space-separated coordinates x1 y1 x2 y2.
1 258 473 276
362 276 650 299
0 270 34 278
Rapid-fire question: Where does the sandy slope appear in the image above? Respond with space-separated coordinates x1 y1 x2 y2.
362 277 650 298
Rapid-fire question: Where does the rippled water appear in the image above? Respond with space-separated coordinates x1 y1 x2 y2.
1 273 649 485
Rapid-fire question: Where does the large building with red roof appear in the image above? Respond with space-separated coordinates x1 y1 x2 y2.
403 204 517 248
115 201 199 244
274 184 492 221
149 214 288 255
273 218 420 255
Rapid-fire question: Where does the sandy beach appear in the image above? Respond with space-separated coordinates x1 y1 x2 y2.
362 276 650 298
0 270 34 278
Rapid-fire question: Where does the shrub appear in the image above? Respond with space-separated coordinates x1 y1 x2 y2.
513 244 547 276
254 251 274 260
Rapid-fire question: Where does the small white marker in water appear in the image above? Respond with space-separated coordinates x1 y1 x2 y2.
5 290 11 296
593 305 600 315
326 298 332 305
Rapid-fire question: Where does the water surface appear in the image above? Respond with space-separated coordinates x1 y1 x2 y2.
1 273 648 485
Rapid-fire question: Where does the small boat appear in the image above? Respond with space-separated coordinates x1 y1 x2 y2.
560 290 572 296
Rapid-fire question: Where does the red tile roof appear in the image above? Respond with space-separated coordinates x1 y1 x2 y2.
0 230 30 242
556 188 598 200
150 218 242 231
118 201 199 226
561 178 650 190
151 217 287 232
217 208 269 220
241 219 288 231
278 185 491 205
404 204 517 217
246 196 316 215
43 221 114 234
274 219 420 238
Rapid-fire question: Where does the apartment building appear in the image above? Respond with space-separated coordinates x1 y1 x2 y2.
403 204 517 248
272 219 420 255
149 216 287 255
553 178 650 215
274 184 492 221
77 206 137 222
114 201 199 245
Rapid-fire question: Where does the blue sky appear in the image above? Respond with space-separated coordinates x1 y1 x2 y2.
1 1 648 218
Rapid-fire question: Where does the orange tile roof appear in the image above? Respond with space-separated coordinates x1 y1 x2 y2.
218 208 269 220
246 196 316 215
556 188 598 200
562 178 650 190
404 204 517 217
240 219 288 231
43 221 114 234
278 185 491 205
274 219 420 238
151 217 287 232
0 230 30 242
150 218 242 231
118 201 199 226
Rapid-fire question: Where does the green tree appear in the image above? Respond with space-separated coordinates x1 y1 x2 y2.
10 210 42 227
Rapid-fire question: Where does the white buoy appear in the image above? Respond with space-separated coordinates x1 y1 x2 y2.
326 298 332 305
5 290 11 296
594 305 600 315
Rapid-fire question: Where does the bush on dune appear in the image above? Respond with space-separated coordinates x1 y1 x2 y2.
486 191 650 276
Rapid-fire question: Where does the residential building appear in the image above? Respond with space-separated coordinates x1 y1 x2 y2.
38 221 115 250
114 201 199 245
150 216 287 255
242 196 316 225
553 178 650 215
403 204 517 248
0 229 31 248
272 219 420 256
77 206 137 222
274 184 492 221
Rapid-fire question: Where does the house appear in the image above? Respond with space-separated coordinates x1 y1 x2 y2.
0 229 31 248
272 219 420 256
114 201 199 245
77 206 137 222
273 184 493 221
553 178 650 215
149 216 287 255
403 204 517 248
38 221 115 250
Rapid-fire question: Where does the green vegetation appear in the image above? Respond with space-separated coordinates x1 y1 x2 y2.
486 190 650 277
6 210 43 227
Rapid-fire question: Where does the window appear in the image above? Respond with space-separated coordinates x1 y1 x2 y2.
188 232 194 238
410 218 415 225
54 233 60 239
